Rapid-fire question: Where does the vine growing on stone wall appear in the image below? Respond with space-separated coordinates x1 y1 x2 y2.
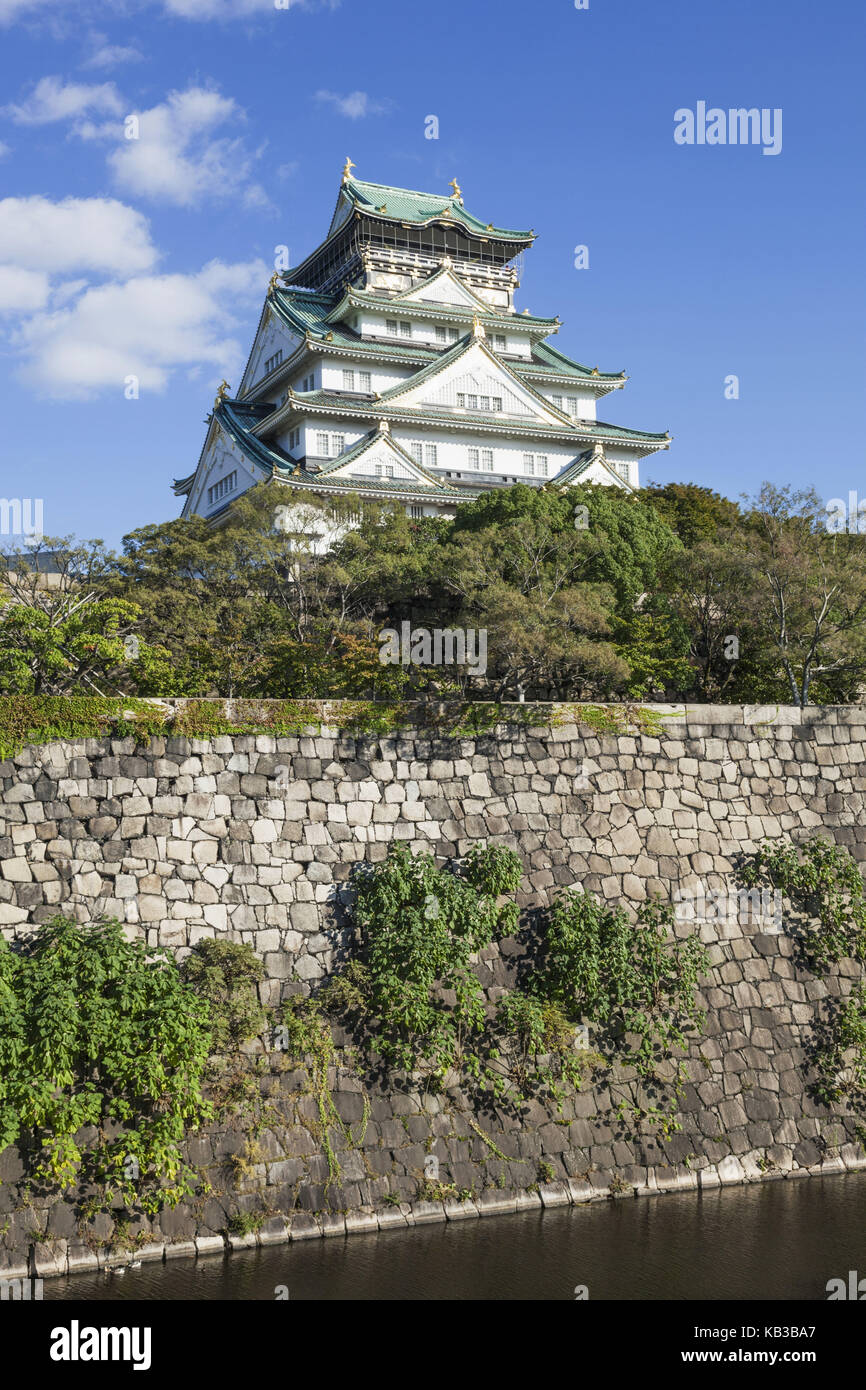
527 890 709 1077
741 835 866 969
345 842 524 1083
742 836 866 1142
0 918 214 1214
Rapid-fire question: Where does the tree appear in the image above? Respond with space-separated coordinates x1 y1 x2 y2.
644 481 741 549
0 536 171 696
740 484 866 705
440 498 626 699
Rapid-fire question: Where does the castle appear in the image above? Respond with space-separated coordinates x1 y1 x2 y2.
174 163 670 525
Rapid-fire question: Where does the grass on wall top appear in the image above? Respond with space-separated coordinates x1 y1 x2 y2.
0 695 673 761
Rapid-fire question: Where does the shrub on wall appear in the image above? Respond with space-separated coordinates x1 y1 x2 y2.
347 843 523 1080
0 917 214 1213
179 939 267 1052
528 890 709 1075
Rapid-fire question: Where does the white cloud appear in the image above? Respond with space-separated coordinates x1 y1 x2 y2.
0 0 326 22
0 140 10 159
0 196 158 275
15 257 268 397
2 75 123 125
0 0 45 20
82 34 145 69
0 265 49 314
314 89 389 120
162 0 302 13
107 85 267 208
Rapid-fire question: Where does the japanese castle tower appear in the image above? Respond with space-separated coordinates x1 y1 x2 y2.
174 162 670 523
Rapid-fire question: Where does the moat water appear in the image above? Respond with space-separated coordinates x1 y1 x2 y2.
43 1173 866 1301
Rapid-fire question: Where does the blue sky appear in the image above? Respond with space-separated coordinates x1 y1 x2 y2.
0 0 863 548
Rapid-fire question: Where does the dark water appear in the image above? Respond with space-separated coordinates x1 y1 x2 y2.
43 1174 866 1301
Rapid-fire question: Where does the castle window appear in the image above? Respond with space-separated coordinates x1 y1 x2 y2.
468 448 479 469
264 349 283 376
424 444 438 467
409 442 423 463
448 327 458 342
492 397 503 412
537 455 548 477
566 397 578 417
466 394 478 410
615 461 630 482
481 449 494 471
400 321 412 338
552 394 563 409
435 325 447 344
479 396 490 411
332 434 345 456
374 464 395 479
494 334 506 351
411 505 424 519
456 393 465 408
316 432 329 456
342 369 355 390
523 453 535 476
386 319 398 336
207 470 238 506
359 370 371 392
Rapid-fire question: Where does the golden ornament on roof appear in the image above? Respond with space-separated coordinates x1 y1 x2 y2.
341 156 356 184
267 272 280 293
214 380 230 409
448 178 463 202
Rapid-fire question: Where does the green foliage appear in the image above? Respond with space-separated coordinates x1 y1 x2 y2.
227 1209 266 1237
0 918 213 1212
6 475 866 705
276 994 370 1188
462 843 523 897
179 939 267 1051
349 844 516 1079
741 836 866 969
0 695 683 762
495 993 588 1094
813 985 866 1107
531 891 708 1074
644 482 742 549
615 605 694 700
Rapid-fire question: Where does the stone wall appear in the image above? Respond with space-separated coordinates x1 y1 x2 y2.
2 702 866 1278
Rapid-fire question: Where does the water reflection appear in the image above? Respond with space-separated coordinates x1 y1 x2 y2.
45 1174 866 1301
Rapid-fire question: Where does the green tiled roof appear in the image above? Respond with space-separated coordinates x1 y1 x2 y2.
328 284 558 332
528 341 624 382
261 285 623 388
208 400 466 503
268 287 437 360
266 388 669 446
342 178 534 243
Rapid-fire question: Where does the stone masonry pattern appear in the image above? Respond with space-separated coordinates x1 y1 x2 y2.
1 702 865 1278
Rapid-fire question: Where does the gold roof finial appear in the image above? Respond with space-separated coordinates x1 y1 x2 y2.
268 271 280 293
214 380 230 409
449 178 463 203
471 313 486 339
341 156 356 184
